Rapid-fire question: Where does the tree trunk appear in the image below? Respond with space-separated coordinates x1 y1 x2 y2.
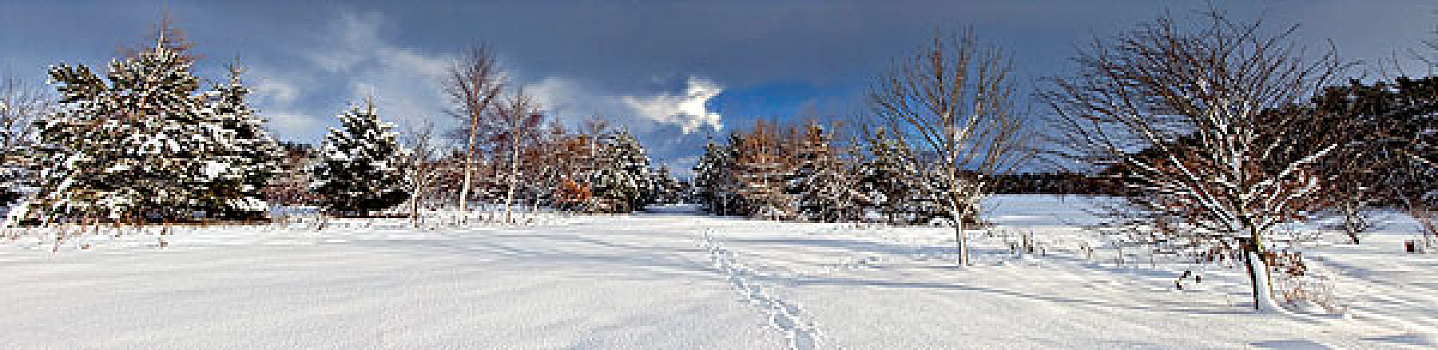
950 196 969 267
410 184 421 229
956 217 969 267
1342 203 1364 244
1242 233 1281 312
459 119 479 219
503 133 519 223
460 162 473 219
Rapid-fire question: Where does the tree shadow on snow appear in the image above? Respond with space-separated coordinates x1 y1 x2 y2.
1248 339 1332 349
1358 333 1436 347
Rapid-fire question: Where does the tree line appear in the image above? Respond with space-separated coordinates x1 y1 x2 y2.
0 16 684 226
692 119 954 225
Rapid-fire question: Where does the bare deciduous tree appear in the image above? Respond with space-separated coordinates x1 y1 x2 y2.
1 74 53 208
491 86 545 223
443 45 505 216
0 75 50 157
401 120 444 228
870 29 1031 267
1045 11 1341 311
262 142 317 208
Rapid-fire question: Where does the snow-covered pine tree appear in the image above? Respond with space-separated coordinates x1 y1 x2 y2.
0 155 25 208
692 137 734 214
588 129 655 213
651 165 682 205
585 134 618 213
310 99 410 216
857 128 918 223
905 168 956 225
789 123 859 222
196 63 282 218
35 45 239 223
855 127 962 225
615 130 656 208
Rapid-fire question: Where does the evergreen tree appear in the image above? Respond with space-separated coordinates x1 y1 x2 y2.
651 165 682 205
0 143 36 213
789 123 860 222
34 45 247 223
693 138 735 215
905 168 955 224
853 128 960 225
310 99 409 216
588 129 654 213
196 63 282 217
857 128 917 223
720 133 750 215
613 130 656 208
0 162 23 207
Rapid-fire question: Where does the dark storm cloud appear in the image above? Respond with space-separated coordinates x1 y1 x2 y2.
3 0 1436 173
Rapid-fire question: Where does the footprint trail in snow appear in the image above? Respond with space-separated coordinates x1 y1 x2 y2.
701 228 825 350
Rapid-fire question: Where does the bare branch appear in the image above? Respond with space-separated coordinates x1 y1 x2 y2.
1044 10 1344 310
869 28 1033 266
442 44 506 214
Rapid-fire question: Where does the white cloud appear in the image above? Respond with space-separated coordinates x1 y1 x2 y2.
246 67 316 139
622 76 724 134
251 78 298 106
377 46 450 78
528 75 725 135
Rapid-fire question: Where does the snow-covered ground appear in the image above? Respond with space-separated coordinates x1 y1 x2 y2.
2 196 1436 349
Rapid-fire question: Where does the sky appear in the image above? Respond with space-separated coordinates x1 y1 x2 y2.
3 0 1436 175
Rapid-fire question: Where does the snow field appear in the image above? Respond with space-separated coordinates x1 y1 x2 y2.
2 195 1436 349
